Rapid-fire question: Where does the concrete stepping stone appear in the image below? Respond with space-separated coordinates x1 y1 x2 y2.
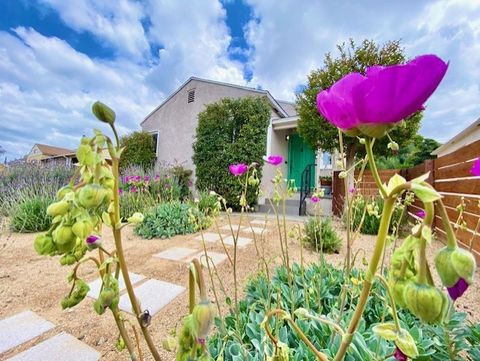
153 247 197 261
223 235 252 248
186 251 228 267
0 311 55 354
119 279 185 316
8 332 100 361
218 224 241 231
250 219 268 226
87 272 145 299
242 226 266 235
194 232 225 243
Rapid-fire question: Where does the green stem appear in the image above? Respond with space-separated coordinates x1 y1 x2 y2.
375 274 401 332
436 199 457 249
365 138 387 198
112 308 138 360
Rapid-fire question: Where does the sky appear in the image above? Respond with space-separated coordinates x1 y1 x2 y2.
1 0 480 160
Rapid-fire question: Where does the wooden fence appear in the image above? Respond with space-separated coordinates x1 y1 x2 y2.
333 140 480 261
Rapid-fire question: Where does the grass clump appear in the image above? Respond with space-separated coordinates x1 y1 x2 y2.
10 196 53 232
303 217 341 254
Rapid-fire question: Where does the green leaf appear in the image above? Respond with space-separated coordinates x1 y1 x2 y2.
422 225 432 243
411 182 441 203
372 323 397 341
412 172 430 184
387 173 406 195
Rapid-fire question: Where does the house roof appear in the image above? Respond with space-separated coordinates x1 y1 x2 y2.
141 76 289 125
431 117 480 155
276 100 297 117
33 143 74 156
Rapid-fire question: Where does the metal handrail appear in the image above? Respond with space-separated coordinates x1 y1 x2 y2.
299 163 316 215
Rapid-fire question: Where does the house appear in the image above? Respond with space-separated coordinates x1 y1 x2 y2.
432 117 480 157
26 143 76 166
141 77 335 211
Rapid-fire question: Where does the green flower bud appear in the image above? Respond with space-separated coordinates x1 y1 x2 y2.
191 300 215 342
53 225 77 253
450 247 476 284
387 141 399 152
59 254 76 265
34 234 56 256
92 101 116 125
127 212 144 224
72 220 93 240
61 280 89 309
47 201 70 217
77 184 107 209
338 171 347 179
391 280 408 308
76 144 95 166
57 185 73 200
403 283 449 324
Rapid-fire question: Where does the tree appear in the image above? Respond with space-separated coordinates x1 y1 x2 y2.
119 131 156 170
297 39 422 167
410 136 441 165
192 97 270 209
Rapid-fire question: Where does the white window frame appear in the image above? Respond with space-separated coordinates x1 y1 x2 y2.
149 130 159 157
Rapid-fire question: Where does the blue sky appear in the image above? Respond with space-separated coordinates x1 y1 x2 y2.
1 0 480 160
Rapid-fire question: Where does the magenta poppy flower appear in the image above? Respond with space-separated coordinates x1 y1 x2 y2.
133 175 141 182
416 210 426 219
154 174 160 181
264 155 283 166
316 55 448 134
86 235 102 250
348 187 356 194
311 196 320 203
144 175 150 182
131 186 138 193
447 277 469 301
229 163 248 176
470 158 480 176
118 188 123 195
393 347 408 361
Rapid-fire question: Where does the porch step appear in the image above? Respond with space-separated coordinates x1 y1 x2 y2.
258 198 302 216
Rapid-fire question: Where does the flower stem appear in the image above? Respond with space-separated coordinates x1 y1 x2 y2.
375 274 401 332
436 199 457 249
365 138 387 198
112 307 138 361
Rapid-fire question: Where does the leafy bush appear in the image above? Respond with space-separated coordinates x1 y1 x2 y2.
209 262 480 360
171 165 193 200
193 97 270 209
120 191 158 222
10 196 53 232
303 217 341 253
195 191 220 218
119 131 156 170
134 201 208 239
351 197 403 235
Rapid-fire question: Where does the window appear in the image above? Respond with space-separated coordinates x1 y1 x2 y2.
321 151 332 169
187 89 195 103
150 131 159 156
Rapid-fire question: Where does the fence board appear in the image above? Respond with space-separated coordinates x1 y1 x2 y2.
435 159 476 179
435 178 480 195
435 139 480 168
440 193 480 214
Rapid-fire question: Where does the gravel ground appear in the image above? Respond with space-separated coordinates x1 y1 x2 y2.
0 214 478 360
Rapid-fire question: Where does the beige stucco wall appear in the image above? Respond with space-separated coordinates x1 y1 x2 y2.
141 79 281 177
434 125 480 157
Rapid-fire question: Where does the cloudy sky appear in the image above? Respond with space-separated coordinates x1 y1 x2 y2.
1 0 479 160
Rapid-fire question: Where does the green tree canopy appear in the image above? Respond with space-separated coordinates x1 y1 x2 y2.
119 131 156 170
297 39 422 166
192 96 270 209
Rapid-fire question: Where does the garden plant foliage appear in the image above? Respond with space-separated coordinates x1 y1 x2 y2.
193 97 270 209
303 217 341 253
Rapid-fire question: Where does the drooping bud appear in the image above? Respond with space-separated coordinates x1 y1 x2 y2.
61 280 89 309
77 184 107 209
53 225 77 253
92 101 116 125
403 283 449 324
72 220 93 240
388 141 399 152
338 171 347 179
34 234 57 256
56 185 73 200
47 201 70 217
86 235 102 250
76 143 95 166
191 300 215 344
127 212 144 224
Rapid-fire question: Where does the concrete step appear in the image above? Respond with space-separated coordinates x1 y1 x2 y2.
258 200 302 216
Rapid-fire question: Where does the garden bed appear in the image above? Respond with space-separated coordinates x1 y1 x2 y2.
0 215 479 360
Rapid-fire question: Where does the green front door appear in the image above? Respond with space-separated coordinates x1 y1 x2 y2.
287 133 316 189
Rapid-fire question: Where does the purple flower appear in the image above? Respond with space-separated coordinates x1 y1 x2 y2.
229 163 248 176
188 180 193 187
316 55 448 133
393 347 408 361
165 183 171 189
131 186 138 193
86 235 102 250
264 155 284 166
311 196 320 203
124 176 131 183
118 188 123 195
416 210 426 219
348 187 356 194
447 277 469 301
154 174 160 181
470 158 480 176
133 175 141 182
144 175 150 182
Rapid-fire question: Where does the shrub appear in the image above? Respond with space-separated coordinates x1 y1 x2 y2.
351 197 403 235
192 97 270 210
10 196 52 232
134 201 208 239
119 131 156 170
120 191 158 222
303 217 341 253
195 191 220 218
171 165 192 200
209 262 480 360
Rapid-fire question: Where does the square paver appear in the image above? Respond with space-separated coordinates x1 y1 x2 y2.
87 272 145 299
242 226 266 235
153 247 198 261
186 251 228 267
250 219 268 226
194 232 225 243
8 332 100 361
119 279 185 316
223 235 252 248
0 311 55 354
218 224 241 231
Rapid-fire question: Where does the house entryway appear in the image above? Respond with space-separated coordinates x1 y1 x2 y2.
287 133 316 189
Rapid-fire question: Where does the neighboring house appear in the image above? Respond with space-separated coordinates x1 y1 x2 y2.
26 143 76 166
141 76 335 208
431 117 480 157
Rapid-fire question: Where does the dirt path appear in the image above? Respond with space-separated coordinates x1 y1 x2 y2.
0 215 478 360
